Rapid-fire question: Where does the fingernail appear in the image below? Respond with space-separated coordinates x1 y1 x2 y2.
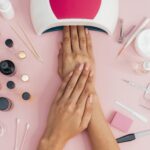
79 64 84 71
86 28 89 34
89 95 93 103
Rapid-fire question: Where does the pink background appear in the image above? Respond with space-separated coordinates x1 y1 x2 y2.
0 0 150 150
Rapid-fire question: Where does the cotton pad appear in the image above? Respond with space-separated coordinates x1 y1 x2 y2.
110 112 133 133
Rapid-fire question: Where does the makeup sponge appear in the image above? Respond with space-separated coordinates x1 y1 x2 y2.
110 112 133 133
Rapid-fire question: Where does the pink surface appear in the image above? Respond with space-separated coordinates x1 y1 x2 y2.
0 0 150 150
50 0 101 19
110 112 133 133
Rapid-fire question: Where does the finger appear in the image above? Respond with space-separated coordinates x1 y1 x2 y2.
62 64 84 99
69 64 90 104
71 26 80 53
63 26 72 53
80 95 93 129
78 26 87 51
55 72 73 102
58 47 63 78
85 28 94 58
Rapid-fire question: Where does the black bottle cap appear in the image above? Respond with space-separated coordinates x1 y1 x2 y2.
7 81 15 89
5 39 14 48
0 97 12 111
22 92 31 101
0 60 15 75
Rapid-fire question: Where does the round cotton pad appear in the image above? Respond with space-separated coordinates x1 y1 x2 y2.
135 29 150 58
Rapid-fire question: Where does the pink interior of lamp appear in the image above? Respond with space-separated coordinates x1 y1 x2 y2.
49 0 102 19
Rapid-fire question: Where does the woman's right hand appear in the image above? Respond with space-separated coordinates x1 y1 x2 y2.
39 64 93 150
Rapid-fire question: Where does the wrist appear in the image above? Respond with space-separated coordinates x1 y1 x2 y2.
40 132 65 150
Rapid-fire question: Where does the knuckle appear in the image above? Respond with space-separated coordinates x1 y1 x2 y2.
64 37 70 43
66 104 74 113
75 107 82 114
80 37 86 43
73 35 78 41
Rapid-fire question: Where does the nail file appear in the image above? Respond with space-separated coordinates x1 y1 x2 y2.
116 129 150 143
115 101 148 123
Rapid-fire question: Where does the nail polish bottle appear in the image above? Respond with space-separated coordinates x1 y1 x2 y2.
0 0 15 20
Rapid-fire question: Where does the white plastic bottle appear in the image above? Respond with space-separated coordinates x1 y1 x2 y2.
0 0 15 20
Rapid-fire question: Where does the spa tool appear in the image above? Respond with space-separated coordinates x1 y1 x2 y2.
14 118 20 150
110 111 133 132
117 18 150 56
0 121 6 137
19 123 30 150
0 60 15 76
22 92 31 101
115 101 148 123
135 29 150 58
118 19 124 43
16 22 41 61
122 79 149 92
31 0 119 35
7 81 15 89
0 97 13 111
124 25 136 39
21 75 29 82
8 23 41 61
0 0 15 20
116 129 150 143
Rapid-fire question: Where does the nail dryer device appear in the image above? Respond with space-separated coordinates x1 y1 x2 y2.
30 0 119 35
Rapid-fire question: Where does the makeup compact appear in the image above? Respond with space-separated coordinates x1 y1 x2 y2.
0 60 16 75
0 97 13 111
31 0 119 35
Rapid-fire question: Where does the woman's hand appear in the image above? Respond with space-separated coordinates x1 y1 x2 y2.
58 26 95 80
39 64 93 150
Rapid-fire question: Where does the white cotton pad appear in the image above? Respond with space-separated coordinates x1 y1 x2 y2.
135 29 150 58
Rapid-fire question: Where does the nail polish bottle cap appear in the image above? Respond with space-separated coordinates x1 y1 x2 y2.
0 97 12 111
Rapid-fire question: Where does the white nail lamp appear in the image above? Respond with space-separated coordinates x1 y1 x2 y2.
30 0 119 35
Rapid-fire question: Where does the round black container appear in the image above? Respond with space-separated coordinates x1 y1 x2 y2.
0 97 13 111
0 60 16 76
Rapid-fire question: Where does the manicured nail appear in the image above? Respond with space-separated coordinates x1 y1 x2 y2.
86 28 89 34
88 95 93 103
79 64 84 71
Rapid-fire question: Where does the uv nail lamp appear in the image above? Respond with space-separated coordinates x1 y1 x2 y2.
30 0 119 35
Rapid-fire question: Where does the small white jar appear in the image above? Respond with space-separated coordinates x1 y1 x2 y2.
135 29 150 58
0 0 15 20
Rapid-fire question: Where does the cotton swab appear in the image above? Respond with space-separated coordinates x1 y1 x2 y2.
19 123 30 150
115 101 148 123
14 118 20 150
117 18 150 56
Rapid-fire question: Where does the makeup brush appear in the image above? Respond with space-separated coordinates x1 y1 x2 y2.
116 129 150 143
117 17 150 56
